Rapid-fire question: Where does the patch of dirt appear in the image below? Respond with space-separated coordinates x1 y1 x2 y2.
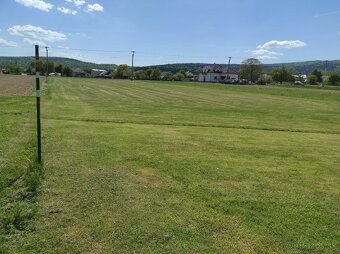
0 74 35 96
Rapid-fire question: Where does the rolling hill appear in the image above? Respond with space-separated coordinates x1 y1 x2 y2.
0 56 116 71
136 61 340 75
1 56 340 75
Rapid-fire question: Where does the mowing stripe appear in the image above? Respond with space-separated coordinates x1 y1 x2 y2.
44 117 340 135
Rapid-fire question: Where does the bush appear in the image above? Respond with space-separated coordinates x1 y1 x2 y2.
265 75 273 84
308 74 318 85
327 73 340 86
258 74 272 85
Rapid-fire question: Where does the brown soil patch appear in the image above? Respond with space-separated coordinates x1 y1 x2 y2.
0 74 35 96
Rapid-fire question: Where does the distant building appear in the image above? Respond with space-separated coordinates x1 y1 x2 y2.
72 68 86 77
91 69 110 78
185 71 196 78
198 64 238 83
293 74 307 82
161 71 173 80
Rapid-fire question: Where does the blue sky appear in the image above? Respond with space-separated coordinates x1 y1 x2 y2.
0 0 339 66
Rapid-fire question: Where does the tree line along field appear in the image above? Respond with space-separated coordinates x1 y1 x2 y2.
0 76 339 253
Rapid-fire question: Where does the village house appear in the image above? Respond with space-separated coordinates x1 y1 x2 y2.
198 64 238 83
293 74 307 82
72 68 86 77
91 69 110 78
160 71 173 80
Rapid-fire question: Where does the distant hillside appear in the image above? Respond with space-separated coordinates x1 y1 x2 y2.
136 61 340 75
0 56 116 70
135 63 208 75
1 56 340 75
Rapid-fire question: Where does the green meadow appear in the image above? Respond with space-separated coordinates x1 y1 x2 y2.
1 78 339 253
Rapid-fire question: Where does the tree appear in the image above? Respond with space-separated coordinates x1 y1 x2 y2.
134 70 147 80
327 73 340 86
258 74 272 85
271 65 294 84
311 69 322 82
44 61 55 74
114 64 131 79
174 71 185 81
63 66 72 77
239 58 263 83
6 64 23 75
150 69 161 80
146 69 153 79
55 64 63 74
308 75 318 85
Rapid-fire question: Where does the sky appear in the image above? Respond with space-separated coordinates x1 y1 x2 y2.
0 0 340 66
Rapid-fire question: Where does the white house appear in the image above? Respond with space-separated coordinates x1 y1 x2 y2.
198 64 238 83
91 69 109 78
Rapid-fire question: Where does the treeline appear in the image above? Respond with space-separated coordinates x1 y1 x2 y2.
113 64 192 81
0 56 116 71
3 60 73 77
135 63 206 75
239 58 340 86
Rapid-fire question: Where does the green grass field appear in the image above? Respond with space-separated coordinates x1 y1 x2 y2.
1 77 339 253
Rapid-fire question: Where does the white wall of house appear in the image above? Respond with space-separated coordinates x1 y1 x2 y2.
199 73 239 82
199 73 221 82
225 73 239 80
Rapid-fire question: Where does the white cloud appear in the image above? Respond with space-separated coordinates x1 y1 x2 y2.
66 0 86 8
256 55 279 60
251 49 283 56
57 45 70 49
8 25 67 43
23 38 46 46
314 11 340 18
57 7 77 15
87 3 104 12
258 40 306 49
248 40 306 61
248 49 283 60
74 0 86 7
0 38 18 47
15 0 53 12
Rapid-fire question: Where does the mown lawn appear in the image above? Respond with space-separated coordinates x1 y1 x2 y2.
2 78 340 253
0 75 39 254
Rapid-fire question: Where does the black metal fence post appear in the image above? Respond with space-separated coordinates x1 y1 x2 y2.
35 45 42 163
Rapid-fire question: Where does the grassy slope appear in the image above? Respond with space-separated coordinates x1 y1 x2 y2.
5 78 340 253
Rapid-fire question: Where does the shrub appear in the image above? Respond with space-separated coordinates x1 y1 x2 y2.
308 74 318 85
327 73 340 86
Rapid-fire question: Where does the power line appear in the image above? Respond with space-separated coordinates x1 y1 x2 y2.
0 45 337 64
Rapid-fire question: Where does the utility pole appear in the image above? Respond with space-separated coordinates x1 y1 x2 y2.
226 57 232 80
45 46 49 81
131 51 135 80
322 60 329 87
35 45 42 163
